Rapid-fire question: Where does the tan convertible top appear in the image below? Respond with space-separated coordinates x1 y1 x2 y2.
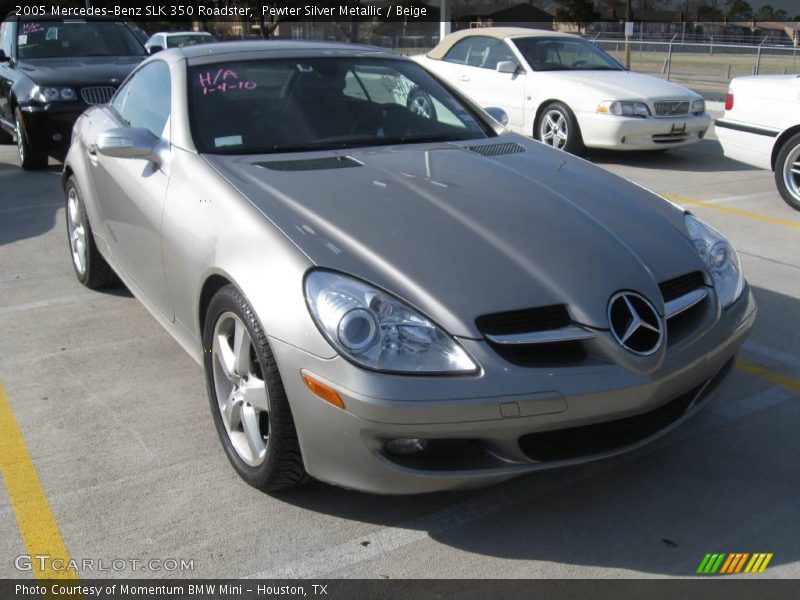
427 27 577 60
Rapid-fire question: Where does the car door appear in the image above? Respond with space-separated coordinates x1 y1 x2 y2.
435 37 525 131
461 38 526 131
90 60 174 319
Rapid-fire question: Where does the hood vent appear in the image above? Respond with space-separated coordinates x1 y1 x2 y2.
466 142 526 157
254 156 361 172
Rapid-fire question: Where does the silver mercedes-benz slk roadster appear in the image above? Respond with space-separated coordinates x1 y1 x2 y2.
63 41 756 494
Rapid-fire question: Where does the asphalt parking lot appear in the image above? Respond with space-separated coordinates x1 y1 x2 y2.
1 122 799 580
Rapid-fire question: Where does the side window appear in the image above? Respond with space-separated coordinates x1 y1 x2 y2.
482 40 516 71
442 38 472 65
112 61 171 137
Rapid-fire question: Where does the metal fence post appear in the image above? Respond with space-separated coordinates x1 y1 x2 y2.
754 38 765 75
666 34 677 81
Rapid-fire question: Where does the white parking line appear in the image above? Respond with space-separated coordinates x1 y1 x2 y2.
249 383 794 579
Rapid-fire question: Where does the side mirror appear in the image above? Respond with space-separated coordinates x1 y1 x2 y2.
0 49 9 63
496 61 519 74
484 107 508 127
148 45 163 54
96 127 160 161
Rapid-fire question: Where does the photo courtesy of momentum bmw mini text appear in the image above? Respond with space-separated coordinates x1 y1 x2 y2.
0 0 798 598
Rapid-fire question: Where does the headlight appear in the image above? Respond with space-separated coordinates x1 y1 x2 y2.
597 100 650 118
305 270 478 374
691 99 705 115
684 214 744 308
33 86 77 103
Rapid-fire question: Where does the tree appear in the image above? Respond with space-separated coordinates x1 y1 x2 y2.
554 0 600 32
725 0 753 20
755 5 789 20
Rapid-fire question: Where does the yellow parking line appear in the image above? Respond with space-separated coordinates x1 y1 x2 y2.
664 193 800 230
738 359 800 395
0 380 78 580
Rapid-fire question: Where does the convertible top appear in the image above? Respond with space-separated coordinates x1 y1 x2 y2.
427 27 576 60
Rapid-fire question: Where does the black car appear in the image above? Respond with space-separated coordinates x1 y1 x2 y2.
0 15 146 169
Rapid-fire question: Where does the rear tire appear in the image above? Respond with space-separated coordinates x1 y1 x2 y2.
774 132 800 212
204 285 307 492
536 102 585 155
16 108 48 170
65 176 114 289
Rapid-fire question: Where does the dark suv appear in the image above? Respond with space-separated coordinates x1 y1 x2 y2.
0 15 146 169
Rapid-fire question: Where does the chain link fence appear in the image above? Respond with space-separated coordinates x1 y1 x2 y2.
591 37 800 96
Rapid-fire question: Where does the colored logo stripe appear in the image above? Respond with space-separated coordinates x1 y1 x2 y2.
697 553 773 574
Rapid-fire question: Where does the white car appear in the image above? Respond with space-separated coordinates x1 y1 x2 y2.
715 75 800 211
144 31 216 54
413 27 710 153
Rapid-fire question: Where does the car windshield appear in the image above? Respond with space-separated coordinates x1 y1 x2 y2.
167 34 214 48
513 37 623 72
17 20 145 59
188 57 492 155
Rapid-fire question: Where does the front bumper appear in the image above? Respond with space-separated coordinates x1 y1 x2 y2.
577 112 712 151
19 102 87 161
271 287 756 494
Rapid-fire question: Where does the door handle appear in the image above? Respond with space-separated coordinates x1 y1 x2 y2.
87 144 98 165
459 75 471 82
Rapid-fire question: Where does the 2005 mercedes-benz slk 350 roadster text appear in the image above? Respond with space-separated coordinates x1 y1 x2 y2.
63 42 756 494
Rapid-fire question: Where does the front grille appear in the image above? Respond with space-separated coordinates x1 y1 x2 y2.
255 156 361 171
518 357 734 462
476 305 570 336
520 385 701 461
654 101 690 117
79 86 115 105
476 305 586 367
660 271 708 345
466 142 526 157
659 271 705 302
652 133 690 144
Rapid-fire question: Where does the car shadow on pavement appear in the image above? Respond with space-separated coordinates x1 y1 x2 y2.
269 286 797 577
0 159 63 246
587 140 760 174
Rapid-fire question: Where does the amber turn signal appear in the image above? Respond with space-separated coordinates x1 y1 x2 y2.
302 374 345 409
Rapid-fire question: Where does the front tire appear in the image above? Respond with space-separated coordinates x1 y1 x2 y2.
774 132 800 212
204 285 307 492
65 176 114 289
16 108 48 170
536 102 585 155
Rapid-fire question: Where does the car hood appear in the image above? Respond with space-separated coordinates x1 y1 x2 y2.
17 56 143 86
541 70 702 101
205 135 704 338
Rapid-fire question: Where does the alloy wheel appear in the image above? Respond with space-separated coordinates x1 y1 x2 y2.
212 312 271 467
410 94 433 119
782 143 800 204
16 117 24 165
540 109 569 150
66 187 87 276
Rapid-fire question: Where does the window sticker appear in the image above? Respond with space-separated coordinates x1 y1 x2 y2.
46 28 58 41
18 34 27 45
196 68 257 95
214 135 242 148
21 23 44 34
